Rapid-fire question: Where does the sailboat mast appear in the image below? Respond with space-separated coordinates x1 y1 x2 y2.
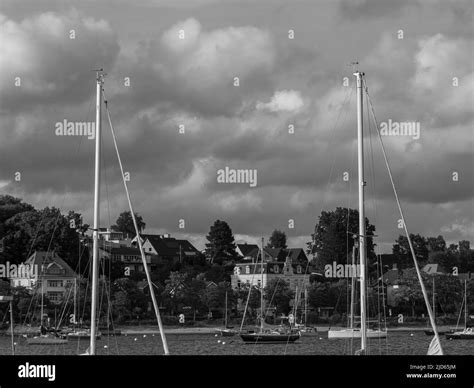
354 70 367 352
224 291 228 328
90 69 104 355
350 242 357 329
73 277 77 327
432 277 435 320
260 237 264 331
464 279 467 330
304 288 308 326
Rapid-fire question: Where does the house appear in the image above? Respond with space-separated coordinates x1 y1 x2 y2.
132 234 200 263
99 246 159 273
231 247 310 295
10 251 78 304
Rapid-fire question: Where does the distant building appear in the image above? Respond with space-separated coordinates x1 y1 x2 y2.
132 234 200 264
99 246 157 273
231 247 310 293
10 251 78 304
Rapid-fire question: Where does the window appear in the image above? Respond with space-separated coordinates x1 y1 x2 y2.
257 280 261 288
297 265 302 274
149 248 152 252
47 292 63 302
237 281 241 289
48 280 63 288
245 266 250 274
273 265 279 274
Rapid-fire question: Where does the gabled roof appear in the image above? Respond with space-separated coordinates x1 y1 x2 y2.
140 234 200 257
25 251 77 278
237 243 259 257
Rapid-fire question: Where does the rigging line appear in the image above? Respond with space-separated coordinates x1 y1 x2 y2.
103 91 169 355
364 79 444 355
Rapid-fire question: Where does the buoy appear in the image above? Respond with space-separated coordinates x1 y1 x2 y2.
215 334 218 337
104 345 108 349
14 342 17 346
143 334 147 338
222 342 226 345
217 340 221 343
134 338 137 341
410 333 414 337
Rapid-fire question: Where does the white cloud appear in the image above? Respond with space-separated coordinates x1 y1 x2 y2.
256 90 304 112
0 11 119 103
162 18 275 87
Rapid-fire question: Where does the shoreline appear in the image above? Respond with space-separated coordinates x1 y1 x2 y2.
2 324 459 336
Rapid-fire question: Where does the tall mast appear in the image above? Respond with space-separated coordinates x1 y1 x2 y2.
464 279 467 330
304 288 308 326
224 291 228 328
40 265 44 328
354 70 367 352
260 237 264 331
90 69 104 355
350 242 357 329
73 277 77 327
432 277 435 320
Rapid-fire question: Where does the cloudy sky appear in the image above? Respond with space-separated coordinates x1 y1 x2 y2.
0 0 472 253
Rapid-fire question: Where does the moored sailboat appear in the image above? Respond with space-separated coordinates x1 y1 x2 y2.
446 279 474 340
240 238 301 344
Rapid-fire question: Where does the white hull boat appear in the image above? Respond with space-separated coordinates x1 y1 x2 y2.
328 328 387 339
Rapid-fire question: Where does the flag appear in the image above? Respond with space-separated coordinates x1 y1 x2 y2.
427 335 443 355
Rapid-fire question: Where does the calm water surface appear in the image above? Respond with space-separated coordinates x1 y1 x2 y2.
1 332 473 356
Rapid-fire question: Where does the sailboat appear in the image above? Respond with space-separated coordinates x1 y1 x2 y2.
83 70 169 355
294 288 316 334
328 243 387 339
320 69 442 354
216 291 236 336
27 265 67 345
446 279 474 340
424 277 453 336
240 238 301 344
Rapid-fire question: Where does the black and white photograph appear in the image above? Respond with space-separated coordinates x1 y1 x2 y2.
0 0 472 386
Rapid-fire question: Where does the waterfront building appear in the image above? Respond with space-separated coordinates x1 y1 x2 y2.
10 250 78 304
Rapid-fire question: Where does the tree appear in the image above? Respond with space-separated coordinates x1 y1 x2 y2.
392 234 429 269
391 271 428 317
308 207 376 273
183 278 207 321
267 230 287 249
238 284 261 320
426 235 446 253
204 220 238 265
67 211 89 236
432 274 463 316
0 195 34 236
111 211 146 238
2 207 81 268
201 281 236 320
264 279 294 315
163 272 188 315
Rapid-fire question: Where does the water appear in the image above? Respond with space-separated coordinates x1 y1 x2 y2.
1 332 473 355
